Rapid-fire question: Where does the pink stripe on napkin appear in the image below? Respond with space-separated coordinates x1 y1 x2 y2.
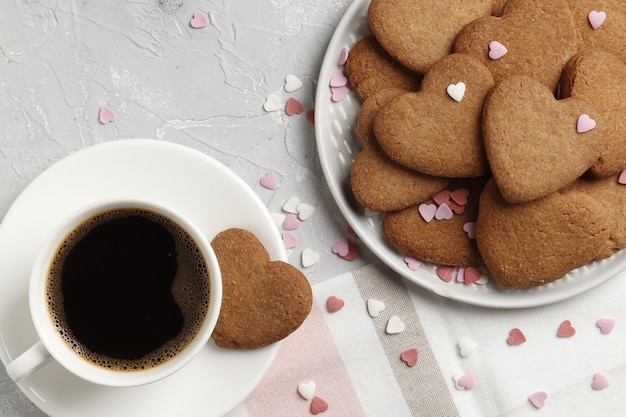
244 301 366 417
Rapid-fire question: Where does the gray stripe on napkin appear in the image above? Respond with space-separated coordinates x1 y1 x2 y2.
353 261 460 417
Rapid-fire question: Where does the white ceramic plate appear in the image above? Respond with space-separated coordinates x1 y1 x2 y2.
314 0 626 308
0 139 282 417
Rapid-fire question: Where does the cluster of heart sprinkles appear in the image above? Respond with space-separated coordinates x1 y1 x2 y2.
263 73 314 123
297 381 329 415
505 317 616 409
322 291 615 411
329 48 351 102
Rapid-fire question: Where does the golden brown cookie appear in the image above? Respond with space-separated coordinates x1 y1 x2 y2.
210 228 312 349
476 179 610 288
383 178 487 266
374 53 494 178
345 35 422 101
350 88 453 212
564 174 626 260
368 0 492 73
483 75 605 203
453 0 581 92
492 0 508 15
559 50 626 179
565 0 626 64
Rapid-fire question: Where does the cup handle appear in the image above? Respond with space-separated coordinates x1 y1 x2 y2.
6 341 53 382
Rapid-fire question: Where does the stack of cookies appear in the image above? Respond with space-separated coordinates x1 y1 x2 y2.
346 0 626 288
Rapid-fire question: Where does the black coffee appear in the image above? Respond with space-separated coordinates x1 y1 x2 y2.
45 208 210 372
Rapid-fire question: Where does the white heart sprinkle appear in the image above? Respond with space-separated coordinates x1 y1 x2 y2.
285 74 303 93
263 94 282 112
447 82 466 102
297 381 316 400
301 248 320 268
452 370 465 390
283 196 300 213
296 203 315 220
386 315 405 334
366 299 386 318
475 274 489 285
457 338 478 357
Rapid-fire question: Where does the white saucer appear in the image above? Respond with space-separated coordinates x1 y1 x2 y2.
0 139 283 417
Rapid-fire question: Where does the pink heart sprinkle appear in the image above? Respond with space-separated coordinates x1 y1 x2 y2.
326 295 345 313
463 267 482 285
618 169 626 185
458 371 476 390
282 233 298 249
577 114 596 133
306 110 315 125
432 190 451 206
591 373 610 391
282 213 301 230
448 200 465 214
588 11 607 30
190 11 209 28
596 318 615 335
99 106 117 124
463 222 476 239
329 70 348 87
528 391 547 409
331 238 350 257
285 98 304 116
338 47 349 66
331 85 350 102
450 188 469 205
456 266 466 283
418 203 437 222
488 40 508 60
435 203 453 220
310 396 329 415
341 241 358 261
557 320 576 337
436 265 455 282
260 171 278 190
401 348 418 367
507 328 527 345
404 256 422 271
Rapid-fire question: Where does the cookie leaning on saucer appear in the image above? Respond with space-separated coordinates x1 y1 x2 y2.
210 228 312 349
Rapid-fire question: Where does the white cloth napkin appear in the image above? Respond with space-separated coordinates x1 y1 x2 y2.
226 261 626 417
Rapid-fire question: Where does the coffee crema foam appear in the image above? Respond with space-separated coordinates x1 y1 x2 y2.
45 208 210 372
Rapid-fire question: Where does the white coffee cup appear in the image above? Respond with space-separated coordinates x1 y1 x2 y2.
6 198 222 387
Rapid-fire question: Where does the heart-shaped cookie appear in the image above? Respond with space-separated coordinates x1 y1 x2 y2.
559 50 626 179
453 0 581 91
345 36 422 101
476 179 610 288
384 178 486 267
368 0 492 73
374 53 494 178
565 1 626 64
210 228 312 349
350 88 452 212
483 75 605 203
